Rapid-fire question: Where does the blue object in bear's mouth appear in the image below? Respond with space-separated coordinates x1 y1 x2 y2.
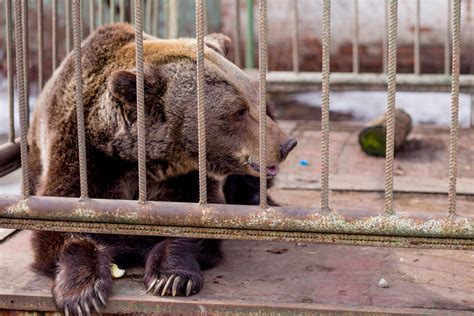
299 159 309 166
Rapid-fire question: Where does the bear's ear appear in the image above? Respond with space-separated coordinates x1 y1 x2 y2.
204 33 231 57
108 70 138 105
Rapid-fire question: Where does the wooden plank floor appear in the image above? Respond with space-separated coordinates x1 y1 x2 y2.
0 122 473 314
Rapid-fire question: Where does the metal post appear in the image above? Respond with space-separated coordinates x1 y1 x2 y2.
445 0 451 75
320 0 331 212
258 0 268 208
6 0 15 142
447 0 462 214
292 0 300 73
72 0 89 199
383 0 398 215
352 0 359 74
414 0 421 75
196 0 208 204
233 0 242 67
245 0 255 69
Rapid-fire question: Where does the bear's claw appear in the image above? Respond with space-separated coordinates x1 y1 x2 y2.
145 274 196 297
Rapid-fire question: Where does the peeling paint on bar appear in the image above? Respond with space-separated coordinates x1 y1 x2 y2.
0 195 472 242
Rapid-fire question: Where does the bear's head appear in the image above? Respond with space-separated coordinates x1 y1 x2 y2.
99 33 296 180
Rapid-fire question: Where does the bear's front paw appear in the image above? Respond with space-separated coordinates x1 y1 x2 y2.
144 269 204 297
53 238 113 315
53 278 110 316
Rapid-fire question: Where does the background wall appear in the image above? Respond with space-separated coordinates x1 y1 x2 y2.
221 0 474 73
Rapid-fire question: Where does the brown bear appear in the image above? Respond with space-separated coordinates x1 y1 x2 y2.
28 24 296 315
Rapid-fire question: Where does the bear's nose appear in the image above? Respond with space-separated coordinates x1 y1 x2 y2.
280 138 298 160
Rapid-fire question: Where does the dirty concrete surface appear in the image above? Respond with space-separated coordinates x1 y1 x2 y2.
0 121 473 313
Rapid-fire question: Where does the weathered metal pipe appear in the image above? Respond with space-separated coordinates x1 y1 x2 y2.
0 140 21 177
0 195 472 242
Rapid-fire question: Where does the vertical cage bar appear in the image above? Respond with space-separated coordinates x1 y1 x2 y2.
352 0 359 74
320 0 331 212
383 0 398 215
52 0 58 70
447 0 461 215
14 0 30 197
146 0 152 32
168 0 178 38
203 0 209 35
110 0 115 23
6 0 15 142
89 0 95 32
38 0 44 89
72 0 89 199
98 0 103 26
245 0 254 68
414 0 421 74
119 0 125 22
233 0 242 67
152 0 159 36
66 0 71 53
291 0 300 73
445 0 451 74
258 0 268 208
134 0 147 203
21 0 30 126
196 0 208 205
383 0 388 73
131 0 135 25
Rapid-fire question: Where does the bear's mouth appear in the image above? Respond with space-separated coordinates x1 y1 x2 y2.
245 158 279 178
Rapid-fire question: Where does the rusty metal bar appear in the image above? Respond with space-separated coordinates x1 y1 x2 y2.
255 71 474 93
383 0 398 215
98 0 103 26
414 0 421 75
38 0 44 89
447 0 461 215
146 0 152 33
196 0 207 204
152 0 159 36
120 0 125 22
89 0 95 32
320 0 331 212
383 0 388 73
65 0 71 53
445 0 451 75
352 0 359 74
5 0 15 142
110 0 115 23
0 140 21 177
13 0 30 197
21 0 29 127
0 195 472 247
72 0 89 199
258 0 268 208
233 0 242 67
168 0 179 38
135 0 147 203
52 0 57 70
291 0 299 73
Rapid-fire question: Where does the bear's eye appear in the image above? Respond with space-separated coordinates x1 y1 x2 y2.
234 108 248 120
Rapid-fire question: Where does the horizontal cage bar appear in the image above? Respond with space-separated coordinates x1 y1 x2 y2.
0 195 472 250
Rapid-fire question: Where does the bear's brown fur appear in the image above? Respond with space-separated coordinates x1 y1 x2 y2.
28 24 296 315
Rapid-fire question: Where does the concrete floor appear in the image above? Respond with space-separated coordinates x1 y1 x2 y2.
0 122 473 314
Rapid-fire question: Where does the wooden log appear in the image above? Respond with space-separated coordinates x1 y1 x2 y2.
358 109 412 157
